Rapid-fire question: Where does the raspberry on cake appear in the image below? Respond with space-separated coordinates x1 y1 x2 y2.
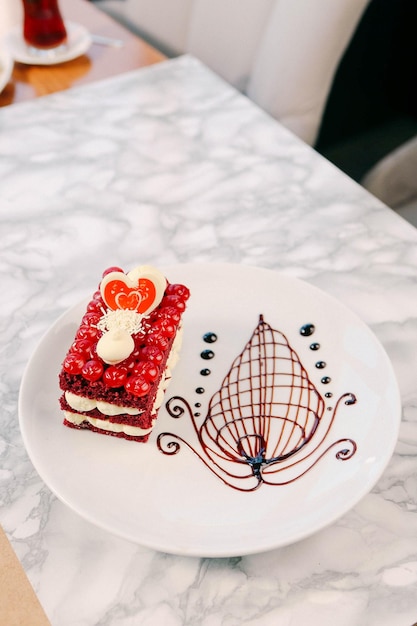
59 265 190 442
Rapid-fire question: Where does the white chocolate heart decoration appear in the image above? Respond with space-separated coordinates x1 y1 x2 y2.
100 265 166 316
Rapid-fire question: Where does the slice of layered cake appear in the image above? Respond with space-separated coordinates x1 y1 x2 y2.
59 265 190 442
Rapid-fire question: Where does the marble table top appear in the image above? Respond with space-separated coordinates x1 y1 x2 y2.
1 55 417 626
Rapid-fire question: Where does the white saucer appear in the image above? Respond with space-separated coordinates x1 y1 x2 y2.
4 21 91 65
0 45 13 93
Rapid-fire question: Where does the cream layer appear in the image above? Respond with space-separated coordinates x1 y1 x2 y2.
65 391 142 416
64 411 154 437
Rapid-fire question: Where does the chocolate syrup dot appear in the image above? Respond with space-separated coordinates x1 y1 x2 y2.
196 387 205 394
194 412 201 417
325 392 333 398
201 349 214 360
321 376 331 384
327 407 333 411
195 402 201 408
345 394 357 406
203 332 218 344
315 361 326 369
300 323 315 337
200 368 211 376
310 342 320 351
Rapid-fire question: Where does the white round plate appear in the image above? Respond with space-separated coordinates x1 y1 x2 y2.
4 21 91 65
18 264 401 557
0 45 13 93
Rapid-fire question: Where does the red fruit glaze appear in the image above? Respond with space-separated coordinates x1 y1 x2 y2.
82 311 102 325
119 355 138 372
103 366 128 388
133 361 160 382
145 332 170 351
76 325 101 341
102 266 124 277
86 300 103 313
140 345 164 365
159 306 181 324
165 283 190 300
133 332 147 347
161 295 186 312
151 319 176 338
82 359 104 382
71 338 93 357
125 375 151 397
63 353 85 375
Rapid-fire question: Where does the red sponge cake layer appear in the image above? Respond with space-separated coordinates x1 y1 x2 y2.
58 265 189 442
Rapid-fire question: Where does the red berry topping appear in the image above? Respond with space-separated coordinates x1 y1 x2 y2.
102 266 124 277
130 347 143 362
161 295 186 312
159 306 181 324
76 325 100 341
133 332 147 347
103 366 128 388
140 318 152 332
63 353 86 375
82 359 104 382
151 319 176 338
140 345 164 365
133 361 160 383
71 338 93 358
125 375 151 397
86 300 104 313
164 322 176 337
82 311 102 325
121 356 137 372
146 332 170 350
165 283 190 300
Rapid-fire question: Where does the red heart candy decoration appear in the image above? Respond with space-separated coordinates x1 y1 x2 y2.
116 290 141 310
100 266 166 316
102 277 156 314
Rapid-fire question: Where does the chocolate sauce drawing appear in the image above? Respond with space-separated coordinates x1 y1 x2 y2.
157 315 357 492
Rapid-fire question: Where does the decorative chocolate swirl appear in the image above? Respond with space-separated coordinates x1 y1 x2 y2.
158 316 357 491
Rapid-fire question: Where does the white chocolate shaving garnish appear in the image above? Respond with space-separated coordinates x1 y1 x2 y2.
97 309 143 335
97 328 135 365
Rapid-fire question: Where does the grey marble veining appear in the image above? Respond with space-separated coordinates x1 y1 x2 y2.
1 55 417 626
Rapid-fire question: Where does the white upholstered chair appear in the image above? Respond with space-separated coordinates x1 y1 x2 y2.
94 0 371 146
0 1 22 38
362 136 417 226
95 0 417 225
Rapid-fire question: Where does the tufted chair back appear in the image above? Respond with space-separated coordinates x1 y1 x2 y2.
96 0 371 145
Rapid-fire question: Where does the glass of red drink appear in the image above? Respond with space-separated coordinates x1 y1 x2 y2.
22 0 67 51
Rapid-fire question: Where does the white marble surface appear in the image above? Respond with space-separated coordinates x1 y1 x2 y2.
1 55 417 626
